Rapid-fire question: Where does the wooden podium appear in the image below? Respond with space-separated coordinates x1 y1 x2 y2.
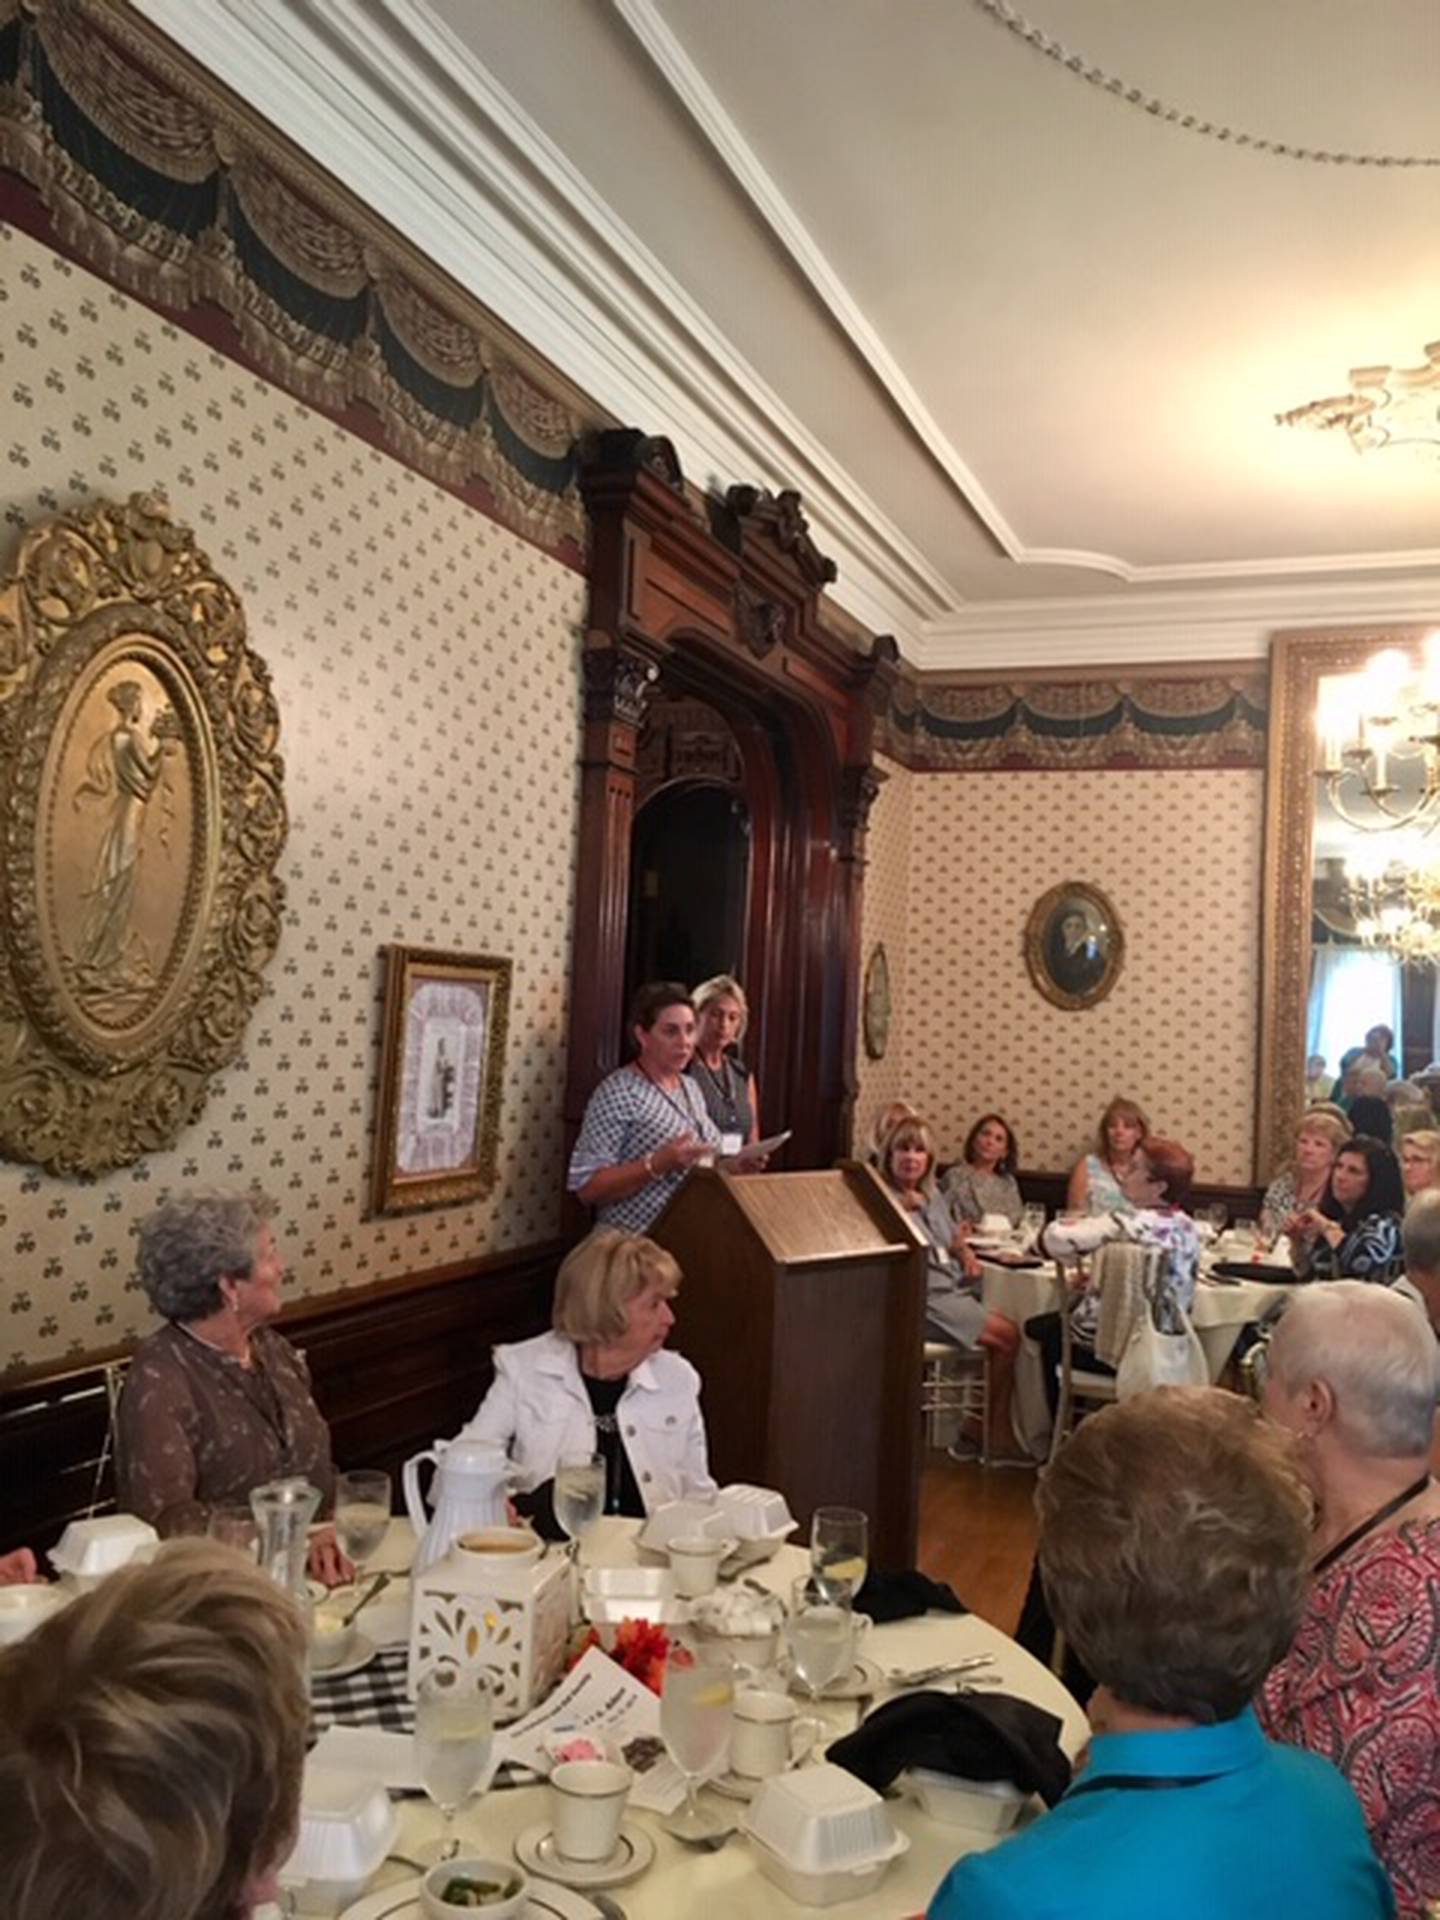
651 1162 928 1567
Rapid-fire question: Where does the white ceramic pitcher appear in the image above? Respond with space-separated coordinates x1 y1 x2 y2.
403 1437 512 1573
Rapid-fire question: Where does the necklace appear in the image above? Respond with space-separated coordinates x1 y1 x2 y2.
1313 1474 1432 1575
634 1060 697 1130
691 1053 740 1127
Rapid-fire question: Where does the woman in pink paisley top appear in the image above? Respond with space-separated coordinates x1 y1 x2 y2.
1258 1281 1440 1917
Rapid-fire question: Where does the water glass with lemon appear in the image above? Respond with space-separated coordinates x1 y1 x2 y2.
810 1505 868 1606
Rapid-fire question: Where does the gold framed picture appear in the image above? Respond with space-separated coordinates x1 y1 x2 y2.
370 945 512 1214
1024 881 1124 1012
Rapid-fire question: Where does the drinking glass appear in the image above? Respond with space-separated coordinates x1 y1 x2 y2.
415 1667 493 1864
206 1505 260 1561
334 1469 392 1574
1020 1203 1047 1249
809 1506 868 1605
660 1649 734 1841
553 1451 605 1568
786 1577 853 1703
1233 1217 1260 1256
1199 1202 1228 1241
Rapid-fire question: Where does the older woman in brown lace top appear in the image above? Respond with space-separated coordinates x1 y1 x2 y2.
116 1192 349 1583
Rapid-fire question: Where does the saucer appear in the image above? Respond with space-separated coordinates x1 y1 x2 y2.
338 1876 601 1919
710 1765 791 1801
789 1655 883 1702
309 1632 378 1682
514 1822 655 1890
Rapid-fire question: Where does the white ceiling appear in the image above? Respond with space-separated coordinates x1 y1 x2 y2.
137 0 1440 663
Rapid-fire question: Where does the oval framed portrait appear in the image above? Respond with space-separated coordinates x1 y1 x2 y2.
863 942 891 1059
1024 880 1124 1011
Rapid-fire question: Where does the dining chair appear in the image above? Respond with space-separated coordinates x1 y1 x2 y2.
86 1355 131 1517
921 1339 989 1464
1046 1262 1118 1464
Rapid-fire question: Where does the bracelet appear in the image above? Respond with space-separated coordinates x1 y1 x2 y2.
643 1151 657 1178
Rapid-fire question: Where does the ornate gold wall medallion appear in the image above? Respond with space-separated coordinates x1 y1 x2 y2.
0 494 286 1174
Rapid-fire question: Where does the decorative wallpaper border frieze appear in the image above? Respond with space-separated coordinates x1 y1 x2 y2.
876 668 1268 771
0 0 596 563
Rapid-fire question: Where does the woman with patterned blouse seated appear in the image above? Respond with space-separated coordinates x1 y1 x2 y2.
568 981 727 1235
115 1192 350 1583
1259 1283 1440 1917
941 1112 1023 1229
1064 1094 1149 1214
1288 1135 1404 1282
686 973 761 1149
460 1227 714 1530
929 1389 1392 1920
1259 1109 1350 1246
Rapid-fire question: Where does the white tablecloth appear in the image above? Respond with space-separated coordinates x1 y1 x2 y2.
310 1518 1086 1919
981 1259 1297 1460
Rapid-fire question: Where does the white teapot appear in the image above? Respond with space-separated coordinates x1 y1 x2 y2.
402 1436 512 1574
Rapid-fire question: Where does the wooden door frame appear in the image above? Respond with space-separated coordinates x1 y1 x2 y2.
564 431 897 1171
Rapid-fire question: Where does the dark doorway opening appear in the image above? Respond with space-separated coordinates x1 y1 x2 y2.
625 784 750 1009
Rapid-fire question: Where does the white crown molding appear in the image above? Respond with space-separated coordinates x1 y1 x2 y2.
611 0 1440 591
131 0 975 648
914 575 1440 671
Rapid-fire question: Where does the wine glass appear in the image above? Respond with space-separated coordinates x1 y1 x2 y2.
415 1667 493 1864
810 1506 868 1605
553 1451 605 1569
660 1647 734 1841
334 1469 392 1576
786 1577 853 1703
1020 1203 1047 1250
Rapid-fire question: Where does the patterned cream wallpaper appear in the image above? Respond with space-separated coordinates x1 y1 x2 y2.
854 754 913 1152
0 220 585 1374
889 768 1264 1186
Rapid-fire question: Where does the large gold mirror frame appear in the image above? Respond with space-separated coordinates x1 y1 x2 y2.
1258 624 1434 1181
0 494 287 1174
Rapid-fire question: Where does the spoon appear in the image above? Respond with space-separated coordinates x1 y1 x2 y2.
340 1569 393 1627
590 1898 628 1920
662 1818 737 1852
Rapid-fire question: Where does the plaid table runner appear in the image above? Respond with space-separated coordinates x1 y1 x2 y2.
310 1645 414 1733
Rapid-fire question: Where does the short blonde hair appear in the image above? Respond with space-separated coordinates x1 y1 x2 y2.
1037 1388 1312 1723
1294 1110 1351 1156
1400 1127 1440 1175
879 1114 937 1198
692 974 749 1043
869 1100 918 1160
0 1539 308 1920
553 1227 682 1344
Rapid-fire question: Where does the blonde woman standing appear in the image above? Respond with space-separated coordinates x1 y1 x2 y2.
686 973 760 1149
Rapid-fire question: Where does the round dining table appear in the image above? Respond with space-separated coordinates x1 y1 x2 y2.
981 1255 1297 1459
289 1516 1086 1920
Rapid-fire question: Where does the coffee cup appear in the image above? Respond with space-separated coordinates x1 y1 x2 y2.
668 1533 729 1598
549 1759 631 1863
455 1527 542 1568
730 1688 814 1780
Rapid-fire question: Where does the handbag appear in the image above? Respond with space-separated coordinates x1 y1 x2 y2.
1115 1300 1208 1396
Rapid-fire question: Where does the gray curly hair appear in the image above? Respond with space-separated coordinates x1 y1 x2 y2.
136 1192 277 1324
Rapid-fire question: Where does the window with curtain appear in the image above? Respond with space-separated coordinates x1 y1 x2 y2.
1306 945 1404 1090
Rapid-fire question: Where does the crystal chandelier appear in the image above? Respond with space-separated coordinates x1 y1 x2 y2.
1335 852 1440 965
1315 642 1440 835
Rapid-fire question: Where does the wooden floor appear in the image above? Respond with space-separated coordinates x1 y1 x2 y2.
914 1449 1039 1634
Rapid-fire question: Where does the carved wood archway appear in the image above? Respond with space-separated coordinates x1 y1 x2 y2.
564 431 896 1172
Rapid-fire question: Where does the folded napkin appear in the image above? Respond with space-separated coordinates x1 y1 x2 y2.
828 1688 1072 1809
853 1568 967 1624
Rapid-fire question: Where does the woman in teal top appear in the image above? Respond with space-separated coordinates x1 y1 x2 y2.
928 1389 1393 1920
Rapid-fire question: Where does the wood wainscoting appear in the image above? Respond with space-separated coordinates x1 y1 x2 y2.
0 1239 564 1556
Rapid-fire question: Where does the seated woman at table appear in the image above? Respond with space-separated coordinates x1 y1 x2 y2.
115 1192 350 1583
941 1112 1023 1229
1400 1127 1440 1207
879 1115 1020 1458
1259 1283 1440 1917
1029 1136 1200 1417
1288 1134 1404 1282
686 972 760 1149
568 981 727 1236
1259 1109 1350 1245
867 1098 918 1167
929 1389 1392 1920
0 1539 308 1920
460 1227 714 1533
1065 1094 1149 1215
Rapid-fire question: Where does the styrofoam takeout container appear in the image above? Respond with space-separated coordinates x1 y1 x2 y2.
280 1767 397 1916
0 1582 69 1645
743 1764 908 1907
582 1565 689 1627
906 1766 1028 1832
48 1515 158 1589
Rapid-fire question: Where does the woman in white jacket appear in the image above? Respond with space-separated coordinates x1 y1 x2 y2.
460 1227 715 1533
